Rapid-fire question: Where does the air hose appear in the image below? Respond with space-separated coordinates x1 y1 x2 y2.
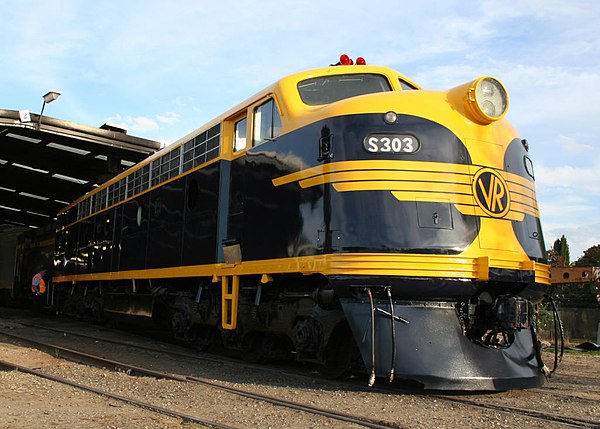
530 295 564 377
367 288 376 387
385 286 396 383
546 294 564 376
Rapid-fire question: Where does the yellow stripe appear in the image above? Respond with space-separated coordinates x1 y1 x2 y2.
505 171 535 190
53 253 550 285
274 160 537 193
390 191 474 205
507 180 535 197
272 160 472 187
273 159 542 222
299 169 472 188
510 192 538 207
455 204 525 221
510 201 539 217
331 180 472 194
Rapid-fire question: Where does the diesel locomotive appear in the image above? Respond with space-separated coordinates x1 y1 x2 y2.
51 55 551 390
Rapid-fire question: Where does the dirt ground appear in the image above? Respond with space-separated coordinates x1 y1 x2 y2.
0 311 598 429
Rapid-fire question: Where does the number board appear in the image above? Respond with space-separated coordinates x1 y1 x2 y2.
363 134 420 154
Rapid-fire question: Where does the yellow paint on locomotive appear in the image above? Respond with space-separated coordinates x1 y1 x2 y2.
53 64 550 286
53 251 549 286
270 65 550 285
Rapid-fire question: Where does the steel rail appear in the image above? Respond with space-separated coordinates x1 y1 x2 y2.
20 321 290 376
364 379 599 429
20 321 353 394
19 321 218 362
530 387 600 403
0 329 402 429
185 374 402 429
11 323 597 428
433 395 599 429
369 378 600 429
0 357 236 429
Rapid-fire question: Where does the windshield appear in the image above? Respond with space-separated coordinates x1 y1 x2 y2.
297 74 392 105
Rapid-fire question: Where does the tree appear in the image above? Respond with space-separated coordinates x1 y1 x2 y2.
551 235 570 267
556 244 600 307
546 240 599 307
575 244 600 268
573 244 600 306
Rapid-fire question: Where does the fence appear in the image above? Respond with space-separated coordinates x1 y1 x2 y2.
540 306 600 344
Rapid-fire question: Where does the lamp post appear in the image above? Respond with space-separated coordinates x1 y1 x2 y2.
37 90 61 129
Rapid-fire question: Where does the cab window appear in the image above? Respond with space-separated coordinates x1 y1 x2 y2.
253 99 281 146
399 79 418 90
234 117 247 152
297 74 391 105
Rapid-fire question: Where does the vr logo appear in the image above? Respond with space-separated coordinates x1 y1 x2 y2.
473 168 510 218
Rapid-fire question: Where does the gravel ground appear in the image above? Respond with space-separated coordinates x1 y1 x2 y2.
0 311 598 429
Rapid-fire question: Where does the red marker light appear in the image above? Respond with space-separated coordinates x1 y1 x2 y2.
340 54 352 65
356 57 366 65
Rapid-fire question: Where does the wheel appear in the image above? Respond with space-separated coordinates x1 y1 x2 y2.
320 322 361 379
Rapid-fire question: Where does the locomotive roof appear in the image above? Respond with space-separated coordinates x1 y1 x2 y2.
219 65 422 128
58 65 422 215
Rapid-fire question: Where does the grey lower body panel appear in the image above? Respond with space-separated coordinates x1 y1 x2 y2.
340 299 544 391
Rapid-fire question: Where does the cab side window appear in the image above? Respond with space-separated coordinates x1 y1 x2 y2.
399 79 418 90
234 117 247 152
253 99 281 147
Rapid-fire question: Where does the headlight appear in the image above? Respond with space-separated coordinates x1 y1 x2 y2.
383 111 398 124
466 76 509 124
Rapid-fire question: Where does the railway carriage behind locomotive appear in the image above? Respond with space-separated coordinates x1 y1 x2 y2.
52 55 551 390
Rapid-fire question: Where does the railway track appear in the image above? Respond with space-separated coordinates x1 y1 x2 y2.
0 328 401 429
22 321 600 403
0 356 235 429
361 382 600 429
26 322 599 410
2 318 599 429
429 395 599 429
19 320 289 370
530 387 600 403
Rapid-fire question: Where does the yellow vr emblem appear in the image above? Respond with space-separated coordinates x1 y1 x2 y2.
473 168 510 218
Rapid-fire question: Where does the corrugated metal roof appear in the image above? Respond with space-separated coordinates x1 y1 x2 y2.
0 109 160 229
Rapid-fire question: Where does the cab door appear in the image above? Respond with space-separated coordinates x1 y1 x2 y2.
217 113 248 263
217 97 283 263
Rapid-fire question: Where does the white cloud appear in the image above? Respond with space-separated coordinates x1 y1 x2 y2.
156 112 181 125
504 66 600 128
536 160 600 195
106 114 159 132
480 0 591 20
556 135 594 154
536 156 600 260
543 222 600 261
411 65 479 90
106 111 182 132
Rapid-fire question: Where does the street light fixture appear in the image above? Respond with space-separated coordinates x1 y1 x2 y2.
38 90 61 129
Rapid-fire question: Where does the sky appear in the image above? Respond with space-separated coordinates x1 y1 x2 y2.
1 0 599 260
